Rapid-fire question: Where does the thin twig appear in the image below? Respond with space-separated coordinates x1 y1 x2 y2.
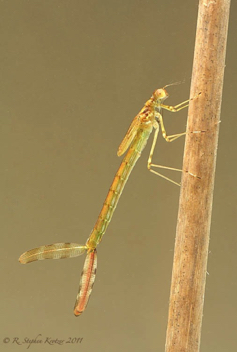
165 0 231 351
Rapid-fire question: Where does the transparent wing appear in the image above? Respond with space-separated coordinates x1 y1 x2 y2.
117 114 141 156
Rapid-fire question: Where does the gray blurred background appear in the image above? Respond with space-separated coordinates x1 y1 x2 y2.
1 1 236 351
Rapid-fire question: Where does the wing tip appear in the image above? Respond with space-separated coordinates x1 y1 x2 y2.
117 149 122 157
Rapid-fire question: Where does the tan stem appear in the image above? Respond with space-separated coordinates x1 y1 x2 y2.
165 0 231 351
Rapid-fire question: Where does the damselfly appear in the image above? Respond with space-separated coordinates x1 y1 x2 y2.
19 86 197 316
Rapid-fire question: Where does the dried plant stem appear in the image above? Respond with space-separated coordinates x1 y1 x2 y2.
165 1 231 351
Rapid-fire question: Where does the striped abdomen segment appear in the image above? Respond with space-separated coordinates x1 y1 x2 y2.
74 249 97 316
86 128 152 249
19 243 87 264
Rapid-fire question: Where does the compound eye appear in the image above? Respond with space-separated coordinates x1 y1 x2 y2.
153 88 168 100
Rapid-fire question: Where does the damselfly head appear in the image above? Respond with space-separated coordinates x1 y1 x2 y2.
153 88 169 102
